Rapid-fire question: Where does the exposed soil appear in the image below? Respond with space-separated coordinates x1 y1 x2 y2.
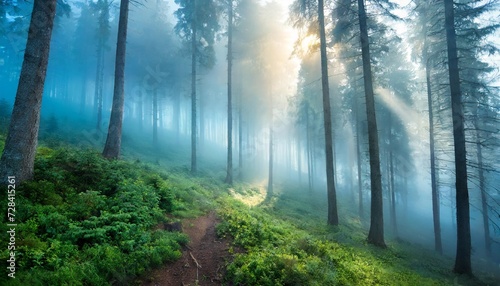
142 212 232 286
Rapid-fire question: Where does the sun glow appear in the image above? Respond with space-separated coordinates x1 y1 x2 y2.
300 34 319 54
293 32 320 58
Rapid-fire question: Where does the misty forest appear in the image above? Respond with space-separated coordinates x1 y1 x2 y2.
0 0 499 285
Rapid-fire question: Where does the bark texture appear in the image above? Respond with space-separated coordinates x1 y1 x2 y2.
191 0 198 173
318 0 338 226
103 0 129 159
443 0 471 275
0 0 57 183
225 0 234 184
426 57 442 254
358 0 385 247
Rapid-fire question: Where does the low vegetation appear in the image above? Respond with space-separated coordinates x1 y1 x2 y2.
1 137 497 285
0 146 213 285
217 198 445 285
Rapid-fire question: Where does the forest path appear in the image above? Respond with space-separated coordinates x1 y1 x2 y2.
142 212 231 286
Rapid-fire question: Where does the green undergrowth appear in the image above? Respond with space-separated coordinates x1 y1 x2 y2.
217 197 450 285
267 189 500 285
0 146 220 286
217 184 500 286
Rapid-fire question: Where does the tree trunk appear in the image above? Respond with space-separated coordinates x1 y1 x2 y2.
80 78 87 114
318 0 338 226
0 0 57 183
358 0 385 247
191 0 198 173
174 92 180 143
306 105 312 192
426 55 442 254
95 45 104 131
238 100 243 180
475 105 491 259
297 135 302 185
443 0 471 275
138 95 143 129
389 147 397 237
102 0 129 159
267 126 274 198
354 92 363 218
225 0 234 184
153 88 158 146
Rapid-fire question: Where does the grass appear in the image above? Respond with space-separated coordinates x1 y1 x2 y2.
0 145 220 285
0 124 498 285
218 185 499 286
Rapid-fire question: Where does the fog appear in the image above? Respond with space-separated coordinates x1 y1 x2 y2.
1 0 499 273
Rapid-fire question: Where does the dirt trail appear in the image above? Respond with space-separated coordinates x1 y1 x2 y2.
142 212 231 286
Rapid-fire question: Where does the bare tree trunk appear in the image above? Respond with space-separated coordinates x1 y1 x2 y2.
0 0 56 183
138 95 143 129
267 126 274 198
474 106 491 259
80 78 87 114
191 0 198 173
238 101 243 180
426 55 442 254
103 0 129 159
174 92 180 143
358 0 385 247
318 0 338 226
225 0 234 184
306 106 312 192
153 88 158 146
444 0 471 275
96 46 104 131
389 147 397 237
297 136 302 185
354 92 364 217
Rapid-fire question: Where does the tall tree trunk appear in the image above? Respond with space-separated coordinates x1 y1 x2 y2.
225 0 234 184
426 55 442 254
267 126 274 197
95 46 104 131
191 0 198 173
159 99 164 128
475 106 491 259
444 0 471 275
138 95 143 129
80 78 87 114
103 0 129 159
238 100 243 180
153 88 158 146
174 92 180 143
389 147 397 237
306 106 313 192
387 115 396 237
358 0 385 247
199 94 205 146
318 0 338 226
354 91 364 217
0 0 56 183
297 135 302 185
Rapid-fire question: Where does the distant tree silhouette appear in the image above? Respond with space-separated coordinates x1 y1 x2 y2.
174 0 220 173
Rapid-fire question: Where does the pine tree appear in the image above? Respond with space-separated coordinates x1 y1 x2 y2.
0 0 57 182
174 0 220 173
102 0 130 159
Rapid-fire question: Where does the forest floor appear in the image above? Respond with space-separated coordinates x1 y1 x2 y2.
142 212 232 286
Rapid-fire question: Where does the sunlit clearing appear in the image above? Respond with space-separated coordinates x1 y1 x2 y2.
228 184 267 207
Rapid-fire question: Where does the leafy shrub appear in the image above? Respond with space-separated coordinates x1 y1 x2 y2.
0 147 192 286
